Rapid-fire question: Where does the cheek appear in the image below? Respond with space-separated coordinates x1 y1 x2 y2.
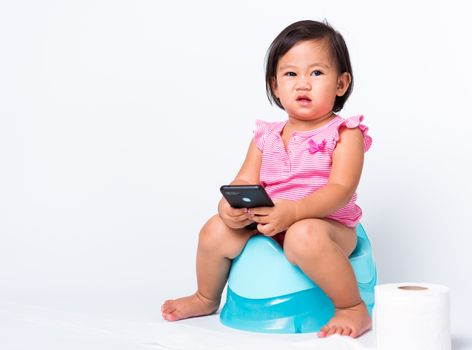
275 85 289 99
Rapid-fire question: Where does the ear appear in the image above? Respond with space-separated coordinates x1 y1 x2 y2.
336 72 352 97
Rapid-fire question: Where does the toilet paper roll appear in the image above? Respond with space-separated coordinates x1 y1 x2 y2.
374 283 450 350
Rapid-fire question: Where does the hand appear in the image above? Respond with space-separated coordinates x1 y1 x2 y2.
248 199 298 236
218 198 253 229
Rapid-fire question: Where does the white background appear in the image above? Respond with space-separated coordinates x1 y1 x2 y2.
1 0 471 348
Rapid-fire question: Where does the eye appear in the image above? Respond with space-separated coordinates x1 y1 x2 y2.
311 70 322 76
285 71 296 77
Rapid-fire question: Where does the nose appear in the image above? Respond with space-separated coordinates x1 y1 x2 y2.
295 75 311 90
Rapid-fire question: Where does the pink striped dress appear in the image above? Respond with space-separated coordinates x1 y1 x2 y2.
254 115 372 228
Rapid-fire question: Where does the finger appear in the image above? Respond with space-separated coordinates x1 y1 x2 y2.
257 223 278 236
248 207 272 215
220 211 248 225
226 218 252 230
227 207 248 217
251 214 270 224
232 213 251 223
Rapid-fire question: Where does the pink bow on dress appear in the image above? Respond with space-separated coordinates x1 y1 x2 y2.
308 139 327 154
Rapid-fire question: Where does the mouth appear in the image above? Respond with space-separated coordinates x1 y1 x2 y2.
296 95 312 104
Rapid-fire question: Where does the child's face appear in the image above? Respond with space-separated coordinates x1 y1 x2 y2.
272 39 351 125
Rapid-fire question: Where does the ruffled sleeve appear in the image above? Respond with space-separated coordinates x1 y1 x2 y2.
333 115 372 152
253 119 271 151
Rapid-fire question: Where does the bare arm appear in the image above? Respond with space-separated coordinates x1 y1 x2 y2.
218 139 262 229
295 127 365 219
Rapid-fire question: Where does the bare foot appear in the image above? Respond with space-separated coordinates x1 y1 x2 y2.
161 292 220 321
318 301 371 338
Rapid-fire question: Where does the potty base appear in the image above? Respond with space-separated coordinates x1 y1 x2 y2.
220 286 334 333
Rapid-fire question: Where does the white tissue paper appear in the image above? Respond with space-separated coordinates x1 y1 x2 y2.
374 282 451 350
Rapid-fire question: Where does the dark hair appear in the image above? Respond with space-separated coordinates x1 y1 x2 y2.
265 20 353 113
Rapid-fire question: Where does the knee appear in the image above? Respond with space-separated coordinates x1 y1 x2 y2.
198 214 251 259
283 220 332 265
198 215 227 251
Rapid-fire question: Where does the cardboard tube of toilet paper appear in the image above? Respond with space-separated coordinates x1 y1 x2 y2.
374 283 451 350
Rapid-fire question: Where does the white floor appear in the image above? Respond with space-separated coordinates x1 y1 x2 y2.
0 293 376 350
1 293 470 350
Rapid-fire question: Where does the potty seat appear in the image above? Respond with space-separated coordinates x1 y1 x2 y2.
219 224 376 333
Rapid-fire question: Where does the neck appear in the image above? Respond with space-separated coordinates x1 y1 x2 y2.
287 111 335 131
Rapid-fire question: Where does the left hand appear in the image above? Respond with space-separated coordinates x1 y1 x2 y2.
247 199 298 236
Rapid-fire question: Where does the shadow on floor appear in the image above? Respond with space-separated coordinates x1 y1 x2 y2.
452 335 472 350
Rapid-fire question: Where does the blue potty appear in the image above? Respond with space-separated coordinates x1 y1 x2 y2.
220 224 376 333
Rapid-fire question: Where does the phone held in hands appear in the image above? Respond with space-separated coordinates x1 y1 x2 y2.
220 185 274 208
220 185 274 230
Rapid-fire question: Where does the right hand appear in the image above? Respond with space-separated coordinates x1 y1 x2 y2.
218 198 253 229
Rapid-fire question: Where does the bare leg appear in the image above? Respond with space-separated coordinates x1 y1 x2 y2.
161 214 255 321
283 219 371 338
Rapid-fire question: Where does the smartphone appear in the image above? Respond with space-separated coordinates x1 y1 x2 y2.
220 185 274 209
220 185 274 230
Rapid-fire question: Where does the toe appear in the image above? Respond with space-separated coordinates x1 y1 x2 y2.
161 300 171 312
161 300 178 321
317 325 330 338
349 328 359 338
341 327 352 336
162 300 176 313
164 313 177 322
327 325 338 336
